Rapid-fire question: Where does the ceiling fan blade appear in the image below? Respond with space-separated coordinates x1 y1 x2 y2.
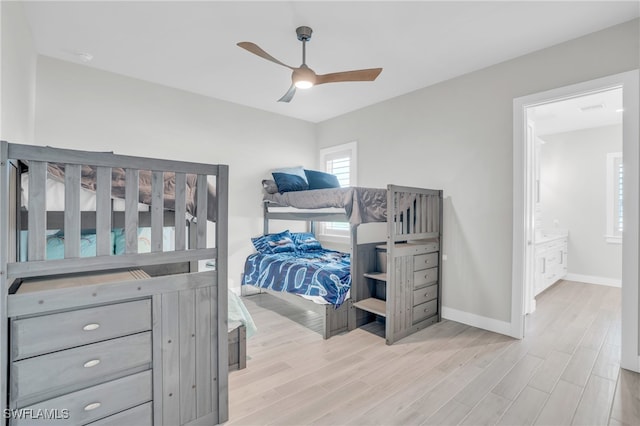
315 68 382 85
277 84 296 103
237 42 295 70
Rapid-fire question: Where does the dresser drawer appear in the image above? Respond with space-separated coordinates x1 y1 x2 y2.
11 299 151 360
86 402 152 426
414 267 438 288
12 371 152 426
414 253 438 271
413 299 438 324
12 332 151 403
413 284 438 306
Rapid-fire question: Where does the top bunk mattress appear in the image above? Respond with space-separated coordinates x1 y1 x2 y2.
263 187 388 226
22 173 147 212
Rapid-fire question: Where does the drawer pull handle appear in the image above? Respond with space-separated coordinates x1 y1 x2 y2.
83 323 100 331
84 402 101 411
83 359 101 368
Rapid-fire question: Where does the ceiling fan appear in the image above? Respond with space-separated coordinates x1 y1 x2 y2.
237 26 382 103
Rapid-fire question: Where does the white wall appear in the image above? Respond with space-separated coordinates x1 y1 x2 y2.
0 1 37 143
540 125 622 282
316 19 639 324
34 57 316 289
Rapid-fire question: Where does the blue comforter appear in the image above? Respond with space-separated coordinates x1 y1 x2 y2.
242 250 351 307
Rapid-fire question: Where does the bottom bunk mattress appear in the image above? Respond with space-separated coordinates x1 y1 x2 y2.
242 249 351 308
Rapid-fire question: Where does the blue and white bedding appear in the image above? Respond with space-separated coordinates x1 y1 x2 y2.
242 249 351 308
19 227 177 261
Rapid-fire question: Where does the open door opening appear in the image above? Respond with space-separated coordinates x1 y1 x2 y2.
512 71 639 373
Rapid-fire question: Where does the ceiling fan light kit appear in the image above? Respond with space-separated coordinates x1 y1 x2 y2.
293 65 316 89
237 26 382 102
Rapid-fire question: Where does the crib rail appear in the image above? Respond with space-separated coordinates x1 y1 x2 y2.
3 142 228 280
387 185 442 243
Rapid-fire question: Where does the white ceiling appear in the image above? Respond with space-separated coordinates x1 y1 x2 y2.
23 1 639 123
530 88 623 137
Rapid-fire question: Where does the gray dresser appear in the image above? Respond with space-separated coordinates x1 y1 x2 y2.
9 271 153 425
7 268 222 426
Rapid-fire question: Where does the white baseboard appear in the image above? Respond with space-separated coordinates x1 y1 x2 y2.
564 273 621 288
620 354 640 373
442 306 513 337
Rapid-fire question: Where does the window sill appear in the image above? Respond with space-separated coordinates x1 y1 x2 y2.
318 234 350 244
605 235 622 244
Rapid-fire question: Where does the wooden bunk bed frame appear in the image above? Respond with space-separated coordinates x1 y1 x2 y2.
0 141 229 425
258 205 353 340
260 184 443 344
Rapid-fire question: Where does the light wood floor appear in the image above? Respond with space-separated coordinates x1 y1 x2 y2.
227 281 640 425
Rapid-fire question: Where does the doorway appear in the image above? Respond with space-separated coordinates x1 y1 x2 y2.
524 88 623 313
512 70 640 373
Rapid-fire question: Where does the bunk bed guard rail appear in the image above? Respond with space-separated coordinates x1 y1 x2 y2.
387 185 441 243
1 142 228 280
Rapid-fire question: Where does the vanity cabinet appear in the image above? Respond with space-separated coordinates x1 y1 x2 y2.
534 235 568 295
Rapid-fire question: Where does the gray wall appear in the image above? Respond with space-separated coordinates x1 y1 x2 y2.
33 57 315 289
0 1 37 144
540 125 622 281
316 19 639 323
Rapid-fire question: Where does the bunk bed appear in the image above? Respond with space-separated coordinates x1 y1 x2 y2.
245 183 443 344
0 141 229 426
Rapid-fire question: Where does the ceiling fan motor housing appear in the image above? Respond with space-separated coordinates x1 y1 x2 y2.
296 26 313 42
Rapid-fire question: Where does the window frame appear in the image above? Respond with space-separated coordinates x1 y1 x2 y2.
606 151 623 244
317 141 357 241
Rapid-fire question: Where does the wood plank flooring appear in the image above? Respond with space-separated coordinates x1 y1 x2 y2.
227 280 640 425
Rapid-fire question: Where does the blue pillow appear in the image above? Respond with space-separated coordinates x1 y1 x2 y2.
304 169 341 190
251 231 296 254
46 231 99 260
272 167 309 193
291 232 323 251
251 235 271 254
263 230 296 253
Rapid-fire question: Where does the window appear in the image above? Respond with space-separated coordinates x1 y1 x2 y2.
606 152 623 244
318 142 357 239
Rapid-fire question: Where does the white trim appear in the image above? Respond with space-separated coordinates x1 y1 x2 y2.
317 141 357 241
606 151 623 242
317 233 350 244
605 235 622 244
442 306 513 337
513 70 639 373
565 273 622 288
319 141 358 186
